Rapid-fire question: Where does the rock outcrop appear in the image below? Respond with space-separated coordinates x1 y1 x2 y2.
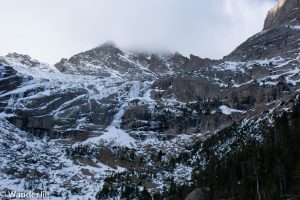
227 0 300 61
264 0 300 30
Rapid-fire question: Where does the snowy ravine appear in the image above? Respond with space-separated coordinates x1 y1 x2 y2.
83 81 144 148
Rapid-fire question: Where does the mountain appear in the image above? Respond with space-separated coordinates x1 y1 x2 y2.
0 1 300 199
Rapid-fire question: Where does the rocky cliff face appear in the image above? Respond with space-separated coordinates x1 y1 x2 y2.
227 0 300 61
0 1 300 199
264 0 300 30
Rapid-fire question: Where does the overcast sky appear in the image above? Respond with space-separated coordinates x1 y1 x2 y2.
0 0 275 64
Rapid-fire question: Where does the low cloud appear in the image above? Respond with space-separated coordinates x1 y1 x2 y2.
0 0 275 64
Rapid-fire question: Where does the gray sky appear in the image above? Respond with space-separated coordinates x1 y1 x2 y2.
0 0 275 64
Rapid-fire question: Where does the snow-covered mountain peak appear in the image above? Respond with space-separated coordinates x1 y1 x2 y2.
53 42 221 80
54 43 157 80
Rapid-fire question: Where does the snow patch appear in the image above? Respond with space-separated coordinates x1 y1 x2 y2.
219 105 245 115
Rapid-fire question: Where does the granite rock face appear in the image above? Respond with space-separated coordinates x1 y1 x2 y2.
226 25 300 61
264 0 300 30
227 0 300 61
0 65 23 94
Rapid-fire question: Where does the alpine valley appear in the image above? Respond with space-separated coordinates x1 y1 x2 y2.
1 0 300 199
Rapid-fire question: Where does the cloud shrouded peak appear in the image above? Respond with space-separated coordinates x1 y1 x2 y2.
0 0 275 64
